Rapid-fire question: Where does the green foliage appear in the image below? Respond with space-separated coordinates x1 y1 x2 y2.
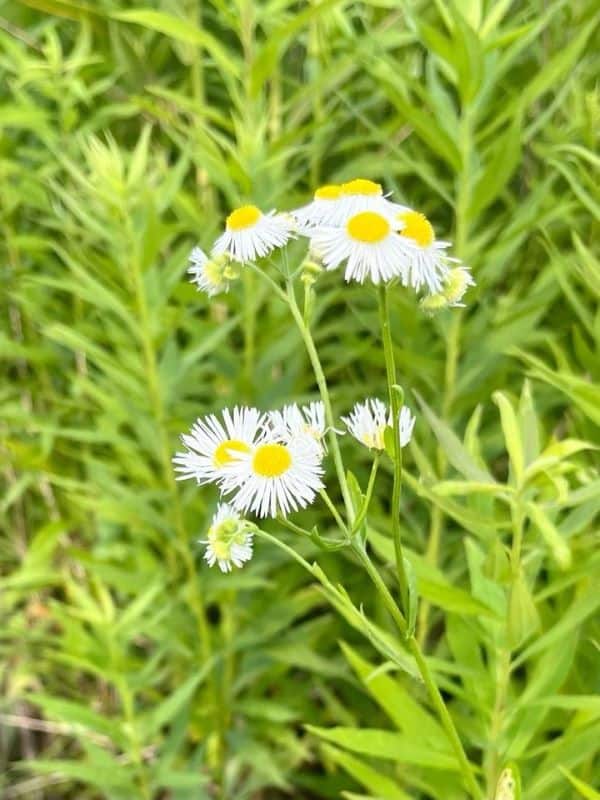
1 1 598 799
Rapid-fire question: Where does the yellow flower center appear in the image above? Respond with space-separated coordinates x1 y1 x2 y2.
341 178 382 196
361 427 386 450
314 184 342 200
252 443 292 477
213 439 251 467
398 210 435 247
346 211 390 244
212 540 230 559
226 205 261 231
203 259 224 287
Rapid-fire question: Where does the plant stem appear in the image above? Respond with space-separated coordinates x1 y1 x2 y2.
408 638 482 800
356 546 481 800
350 456 379 537
265 527 481 800
286 282 355 522
377 284 410 615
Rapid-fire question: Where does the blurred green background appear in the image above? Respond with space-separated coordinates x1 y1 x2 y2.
1 1 599 798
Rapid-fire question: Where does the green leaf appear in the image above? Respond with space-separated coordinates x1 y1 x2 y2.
493 391 525 486
525 503 572 570
560 768 600 800
322 743 412 800
508 570 540 648
414 393 493 482
110 9 238 77
470 112 522 218
307 726 459 770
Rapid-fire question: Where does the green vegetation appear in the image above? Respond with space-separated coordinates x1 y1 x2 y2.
1 1 598 798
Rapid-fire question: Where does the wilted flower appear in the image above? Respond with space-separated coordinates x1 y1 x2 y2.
187 247 234 297
201 503 255 572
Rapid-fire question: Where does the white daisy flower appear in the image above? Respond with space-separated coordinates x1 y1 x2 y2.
342 399 415 451
201 503 255 573
396 210 458 294
310 208 412 284
221 433 325 518
212 204 292 263
187 247 232 297
173 406 264 485
268 401 327 450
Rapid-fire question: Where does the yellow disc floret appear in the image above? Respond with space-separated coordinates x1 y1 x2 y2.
252 443 292 477
398 210 435 247
314 184 342 200
213 439 251 467
361 426 386 450
226 205 262 231
341 178 382 196
346 211 390 244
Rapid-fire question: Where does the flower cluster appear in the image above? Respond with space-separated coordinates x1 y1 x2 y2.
174 403 326 519
187 178 474 300
174 399 415 571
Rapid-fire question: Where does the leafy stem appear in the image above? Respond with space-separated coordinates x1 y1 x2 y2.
377 284 410 615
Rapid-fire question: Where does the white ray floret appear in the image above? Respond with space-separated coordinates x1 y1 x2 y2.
310 208 413 284
268 401 327 450
292 184 345 229
201 503 255 573
173 406 264 485
337 178 408 220
221 432 325 518
396 209 461 294
212 204 293 263
342 399 415 451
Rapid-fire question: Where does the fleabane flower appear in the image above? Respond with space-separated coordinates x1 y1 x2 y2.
420 266 476 313
201 503 255 573
338 178 406 219
269 401 327 451
342 399 415 451
396 210 459 294
173 406 264 485
188 247 236 297
221 432 325 518
310 209 412 284
212 204 293 263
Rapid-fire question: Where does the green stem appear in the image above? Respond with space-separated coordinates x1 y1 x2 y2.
377 284 409 614
319 489 348 531
408 639 482 800
263 528 481 800
286 282 354 522
350 456 379 537
352 543 407 636
356 546 481 800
